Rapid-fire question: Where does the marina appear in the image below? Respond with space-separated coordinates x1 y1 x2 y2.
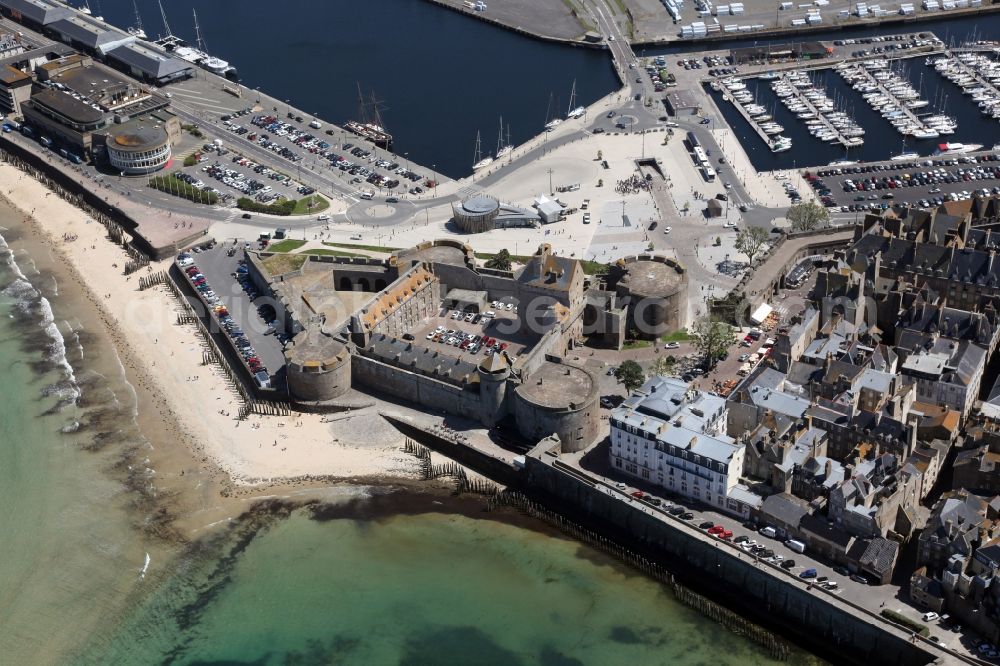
835 59 946 140
770 69 864 147
932 48 1000 121
718 76 793 152
701 30 1000 170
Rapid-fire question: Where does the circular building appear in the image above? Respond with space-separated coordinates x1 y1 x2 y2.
513 361 600 453
106 125 171 174
284 328 351 403
451 194 540 233
452 194 500 233
614 255 688 339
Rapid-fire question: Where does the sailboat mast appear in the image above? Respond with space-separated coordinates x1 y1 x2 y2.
132 0 144 35
157 0 172 38
567 79 577 116
474 131 482 164
193 9 206 51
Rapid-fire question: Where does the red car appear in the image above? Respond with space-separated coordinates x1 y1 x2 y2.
719 530 734 540
630 491 645 499
707 525 724 535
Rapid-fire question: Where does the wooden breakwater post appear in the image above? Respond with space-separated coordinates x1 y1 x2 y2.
139 271 168 291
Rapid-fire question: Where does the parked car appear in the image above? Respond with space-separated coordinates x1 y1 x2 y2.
799 568 818 579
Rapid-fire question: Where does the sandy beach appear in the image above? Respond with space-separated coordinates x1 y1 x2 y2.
0 163 421 517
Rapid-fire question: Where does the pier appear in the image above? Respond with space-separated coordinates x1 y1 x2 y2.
836 61 936 138
774 72 860 148
937 48 1000 120
720 86 778 150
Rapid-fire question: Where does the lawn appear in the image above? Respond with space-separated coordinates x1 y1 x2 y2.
303 248 366 257
322 242 401 254
579 259 609 275
261 253 307 276
661 329 690 342
266 239 307 253
474 251 532 265
291 194 330 215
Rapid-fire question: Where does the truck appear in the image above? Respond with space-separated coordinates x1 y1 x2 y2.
786 539 806 554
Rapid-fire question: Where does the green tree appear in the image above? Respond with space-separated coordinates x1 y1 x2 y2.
484 248 512 271
786 201 831 232
691 316 731 369
613 360 646 394
735 226 769 266
651 354 677 377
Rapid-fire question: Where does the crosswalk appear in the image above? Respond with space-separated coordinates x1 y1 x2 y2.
454 184 485 199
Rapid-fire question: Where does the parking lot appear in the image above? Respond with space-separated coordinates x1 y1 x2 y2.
180 243 287 387
221 109 433 198
806 153 1000 212
408 300 534 364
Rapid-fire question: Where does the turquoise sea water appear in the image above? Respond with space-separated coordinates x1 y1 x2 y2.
0 208 820 665
81 506 815 666
0 224 154 663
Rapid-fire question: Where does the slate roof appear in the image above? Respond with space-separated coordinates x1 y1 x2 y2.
106 41 192 79
517 248 580 292
364 333 478 387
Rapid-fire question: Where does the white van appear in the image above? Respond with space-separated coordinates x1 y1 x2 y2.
786 539 806 554
759 526 778 538
359 191 374 200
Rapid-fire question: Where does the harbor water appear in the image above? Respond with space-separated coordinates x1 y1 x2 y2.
99 0 620 178
659 15 1000 169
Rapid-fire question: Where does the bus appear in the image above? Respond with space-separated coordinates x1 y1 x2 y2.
687 131 701 150
701 165 717 182
693 146 709 167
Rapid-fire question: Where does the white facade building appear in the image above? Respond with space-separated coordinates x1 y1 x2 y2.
610 376 751 516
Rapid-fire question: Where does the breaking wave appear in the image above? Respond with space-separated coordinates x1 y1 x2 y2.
0 233 80 406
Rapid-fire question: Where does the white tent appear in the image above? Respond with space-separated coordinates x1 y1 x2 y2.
749 303 773 324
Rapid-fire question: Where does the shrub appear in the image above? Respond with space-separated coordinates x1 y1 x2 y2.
236 197 296 216
148 174 217 205
879 610 929 637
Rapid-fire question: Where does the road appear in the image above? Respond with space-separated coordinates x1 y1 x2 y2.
567 444 987 664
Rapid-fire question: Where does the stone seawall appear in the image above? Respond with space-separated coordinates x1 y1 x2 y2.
522 451 950 666
0 136 204 259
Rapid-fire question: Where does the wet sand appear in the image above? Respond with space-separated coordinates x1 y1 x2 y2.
0 161 419 540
